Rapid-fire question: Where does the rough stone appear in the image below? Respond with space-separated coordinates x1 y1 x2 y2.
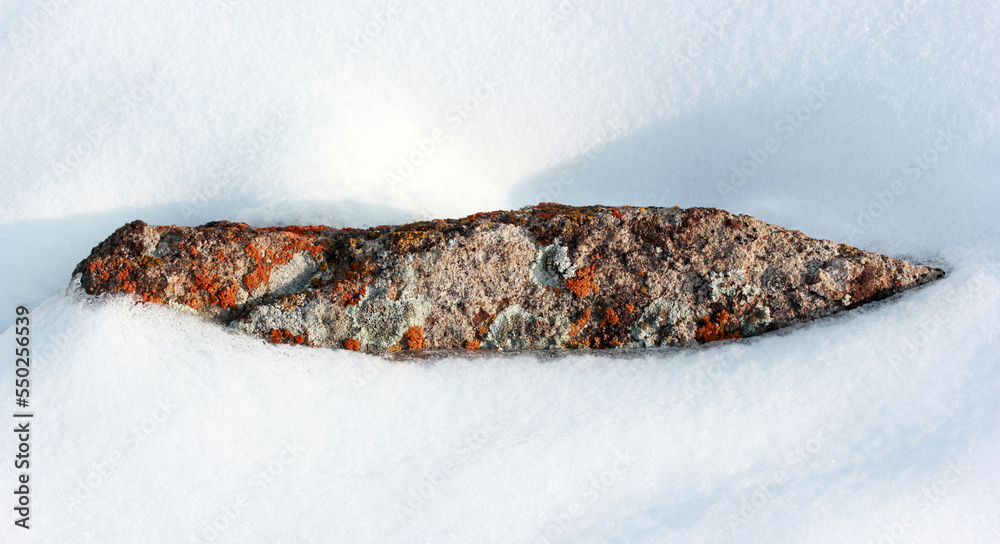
72 204 944 353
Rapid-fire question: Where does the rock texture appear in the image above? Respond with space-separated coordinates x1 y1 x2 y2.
73 204 943 353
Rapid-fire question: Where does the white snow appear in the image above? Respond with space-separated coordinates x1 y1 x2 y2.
1 0 999 542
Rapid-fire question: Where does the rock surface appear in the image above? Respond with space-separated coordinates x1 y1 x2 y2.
73 204 944 353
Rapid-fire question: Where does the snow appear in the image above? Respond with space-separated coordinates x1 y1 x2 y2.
1 0 998 542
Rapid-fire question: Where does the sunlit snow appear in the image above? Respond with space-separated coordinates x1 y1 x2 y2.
1 0 998 542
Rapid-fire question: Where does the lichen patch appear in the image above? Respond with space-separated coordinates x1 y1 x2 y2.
530 241 576 289
485 305 572 350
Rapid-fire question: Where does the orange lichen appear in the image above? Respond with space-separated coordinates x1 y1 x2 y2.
600 308 619 327
566 265 597 297
139 292 164 304
267 328 303 345
343 284 367 306
610 208 622 218
403 326 426 349
217 282 239 309
344 338 361 351
464 339 481 350
625 304 635 313
245 243 262 264
209 220 251 229
569 308 592 336
80 222 333 317
84 254 142 286
273 225 327 236
193 273 216 291
694 310 742 343
461 209 523 224
838 244 863 258
243 267 267 290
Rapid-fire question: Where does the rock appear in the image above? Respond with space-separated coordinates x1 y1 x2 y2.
72 204 944 352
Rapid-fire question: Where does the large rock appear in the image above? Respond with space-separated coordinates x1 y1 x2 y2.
72 204 943 352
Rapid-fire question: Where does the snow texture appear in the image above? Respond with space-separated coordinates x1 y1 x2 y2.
1 0 998 542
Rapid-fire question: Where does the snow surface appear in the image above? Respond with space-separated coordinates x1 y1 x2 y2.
1 0 999 542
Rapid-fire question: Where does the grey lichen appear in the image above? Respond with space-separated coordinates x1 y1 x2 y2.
632 298 695 347
739 303 773 336
349 290 429 348
529 241 576 290
707 269 754 302
485 305 571 350
347 258 429 349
